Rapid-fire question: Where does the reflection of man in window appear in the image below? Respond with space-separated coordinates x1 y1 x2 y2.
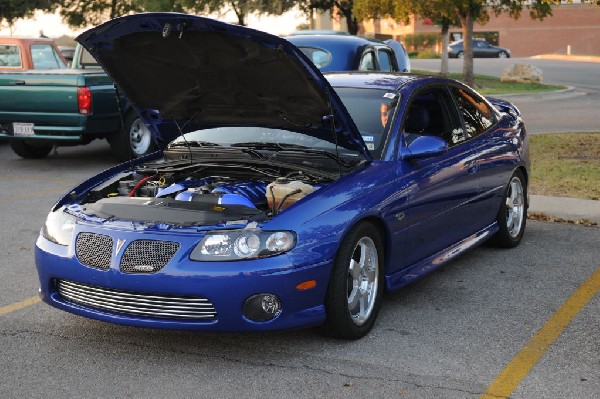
380 103 390 128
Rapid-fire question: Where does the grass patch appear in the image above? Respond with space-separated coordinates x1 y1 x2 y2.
411 69 565 95
529 133 600 200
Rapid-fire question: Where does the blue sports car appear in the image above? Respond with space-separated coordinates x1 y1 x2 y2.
35 13 529 339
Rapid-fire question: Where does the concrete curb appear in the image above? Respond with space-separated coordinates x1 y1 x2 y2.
497 86 582 101
531 54 600 63
529 195 600 224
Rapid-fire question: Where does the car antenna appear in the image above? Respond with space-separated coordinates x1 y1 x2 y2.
325 88 343 178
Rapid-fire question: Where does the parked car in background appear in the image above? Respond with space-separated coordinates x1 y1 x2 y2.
35 13 529 340
448 39 511 58
0 37 67 70
286 34 410 72
0 44 154 160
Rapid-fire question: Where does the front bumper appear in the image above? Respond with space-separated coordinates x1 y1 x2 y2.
35 233 332 332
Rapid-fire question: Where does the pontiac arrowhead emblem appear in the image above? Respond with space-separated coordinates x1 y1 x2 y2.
115 239 126 256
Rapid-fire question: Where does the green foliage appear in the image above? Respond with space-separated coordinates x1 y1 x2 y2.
0 0 56 31
57 0 296 28
403 33 439 51
298 1 360 34
59 0 143 27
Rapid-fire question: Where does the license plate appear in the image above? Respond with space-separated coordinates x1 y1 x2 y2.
13 122 35 136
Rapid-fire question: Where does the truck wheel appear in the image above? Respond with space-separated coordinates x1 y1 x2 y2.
109 112 155 161
10 140 53 159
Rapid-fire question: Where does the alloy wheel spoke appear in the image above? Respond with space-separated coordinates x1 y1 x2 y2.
348 288 361 311
349 259 361 279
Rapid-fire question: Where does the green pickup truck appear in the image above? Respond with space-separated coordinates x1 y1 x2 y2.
0 44 154 160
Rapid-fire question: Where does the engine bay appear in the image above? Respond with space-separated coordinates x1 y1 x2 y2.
78 156 331 226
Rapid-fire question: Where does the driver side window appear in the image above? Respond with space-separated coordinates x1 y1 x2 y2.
402 87 461 146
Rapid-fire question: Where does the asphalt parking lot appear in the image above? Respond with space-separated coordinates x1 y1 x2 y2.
0 140 598 399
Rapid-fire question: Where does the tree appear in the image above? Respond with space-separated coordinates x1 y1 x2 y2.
355 0 459 76
143 0 296 26
353 0 561 86
59 0 143 27
0 0 56 34
299 0 361 35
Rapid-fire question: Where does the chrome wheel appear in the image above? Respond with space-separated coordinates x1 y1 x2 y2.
498 51 508 58
505 176 525 238
321 222 384 339
347 236 379 326
129 118 152 156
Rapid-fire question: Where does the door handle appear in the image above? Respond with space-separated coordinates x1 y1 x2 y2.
14 80 25 85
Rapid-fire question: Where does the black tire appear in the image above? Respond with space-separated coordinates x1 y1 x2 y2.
488 170 527 248
498 51 509 58
10 140 53 159
109 112 156 162
319 222 384 340
457 51 464 59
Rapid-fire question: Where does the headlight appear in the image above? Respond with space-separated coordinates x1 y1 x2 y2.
42 207 77 246
190 230 296 261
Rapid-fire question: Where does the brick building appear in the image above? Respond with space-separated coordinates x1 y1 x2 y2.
315 4 600 57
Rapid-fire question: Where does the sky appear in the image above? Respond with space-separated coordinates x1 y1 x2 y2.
0 8 308 38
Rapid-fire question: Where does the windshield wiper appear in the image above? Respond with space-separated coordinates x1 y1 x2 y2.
169 140 221 148
230 142 295 151
230 142 357 168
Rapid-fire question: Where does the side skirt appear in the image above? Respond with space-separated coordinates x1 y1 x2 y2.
385 222 499 292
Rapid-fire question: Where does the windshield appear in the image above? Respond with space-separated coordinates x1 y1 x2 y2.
170 127 356 153
333 87 398 160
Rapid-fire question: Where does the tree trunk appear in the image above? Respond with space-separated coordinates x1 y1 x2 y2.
110 0 117 19
440 22 449 76
458 10 474 87
230 1 246 26
343 12 359 35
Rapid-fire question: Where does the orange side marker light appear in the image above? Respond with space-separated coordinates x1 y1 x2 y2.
296 280 317 291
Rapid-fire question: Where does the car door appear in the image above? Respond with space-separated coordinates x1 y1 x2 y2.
448 85 517 228
391 85 483 269
473 41 485 57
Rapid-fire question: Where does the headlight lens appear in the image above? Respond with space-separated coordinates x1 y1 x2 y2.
191 230 296 261
41 207 77 246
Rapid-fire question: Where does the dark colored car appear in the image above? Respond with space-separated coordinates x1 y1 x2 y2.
35 13 529 339
287 34 410 72
448 39 511 58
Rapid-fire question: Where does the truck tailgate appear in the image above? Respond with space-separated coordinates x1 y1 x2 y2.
0 69 120 133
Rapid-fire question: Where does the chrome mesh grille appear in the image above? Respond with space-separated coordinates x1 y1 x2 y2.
56 279 217 320
120 240 180 273
76 233 113 271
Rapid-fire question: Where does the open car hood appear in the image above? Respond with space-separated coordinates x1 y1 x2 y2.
77 13 371 160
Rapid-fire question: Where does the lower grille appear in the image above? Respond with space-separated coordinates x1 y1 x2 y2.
56 279 217 320
76 233 113 270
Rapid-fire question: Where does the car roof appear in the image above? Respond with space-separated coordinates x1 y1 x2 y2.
286 35 387 49
325 72 428 91
0 37 57 45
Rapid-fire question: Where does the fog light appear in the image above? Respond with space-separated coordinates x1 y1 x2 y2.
243 293 282 322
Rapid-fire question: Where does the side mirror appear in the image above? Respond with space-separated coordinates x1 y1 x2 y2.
400 135 448 160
